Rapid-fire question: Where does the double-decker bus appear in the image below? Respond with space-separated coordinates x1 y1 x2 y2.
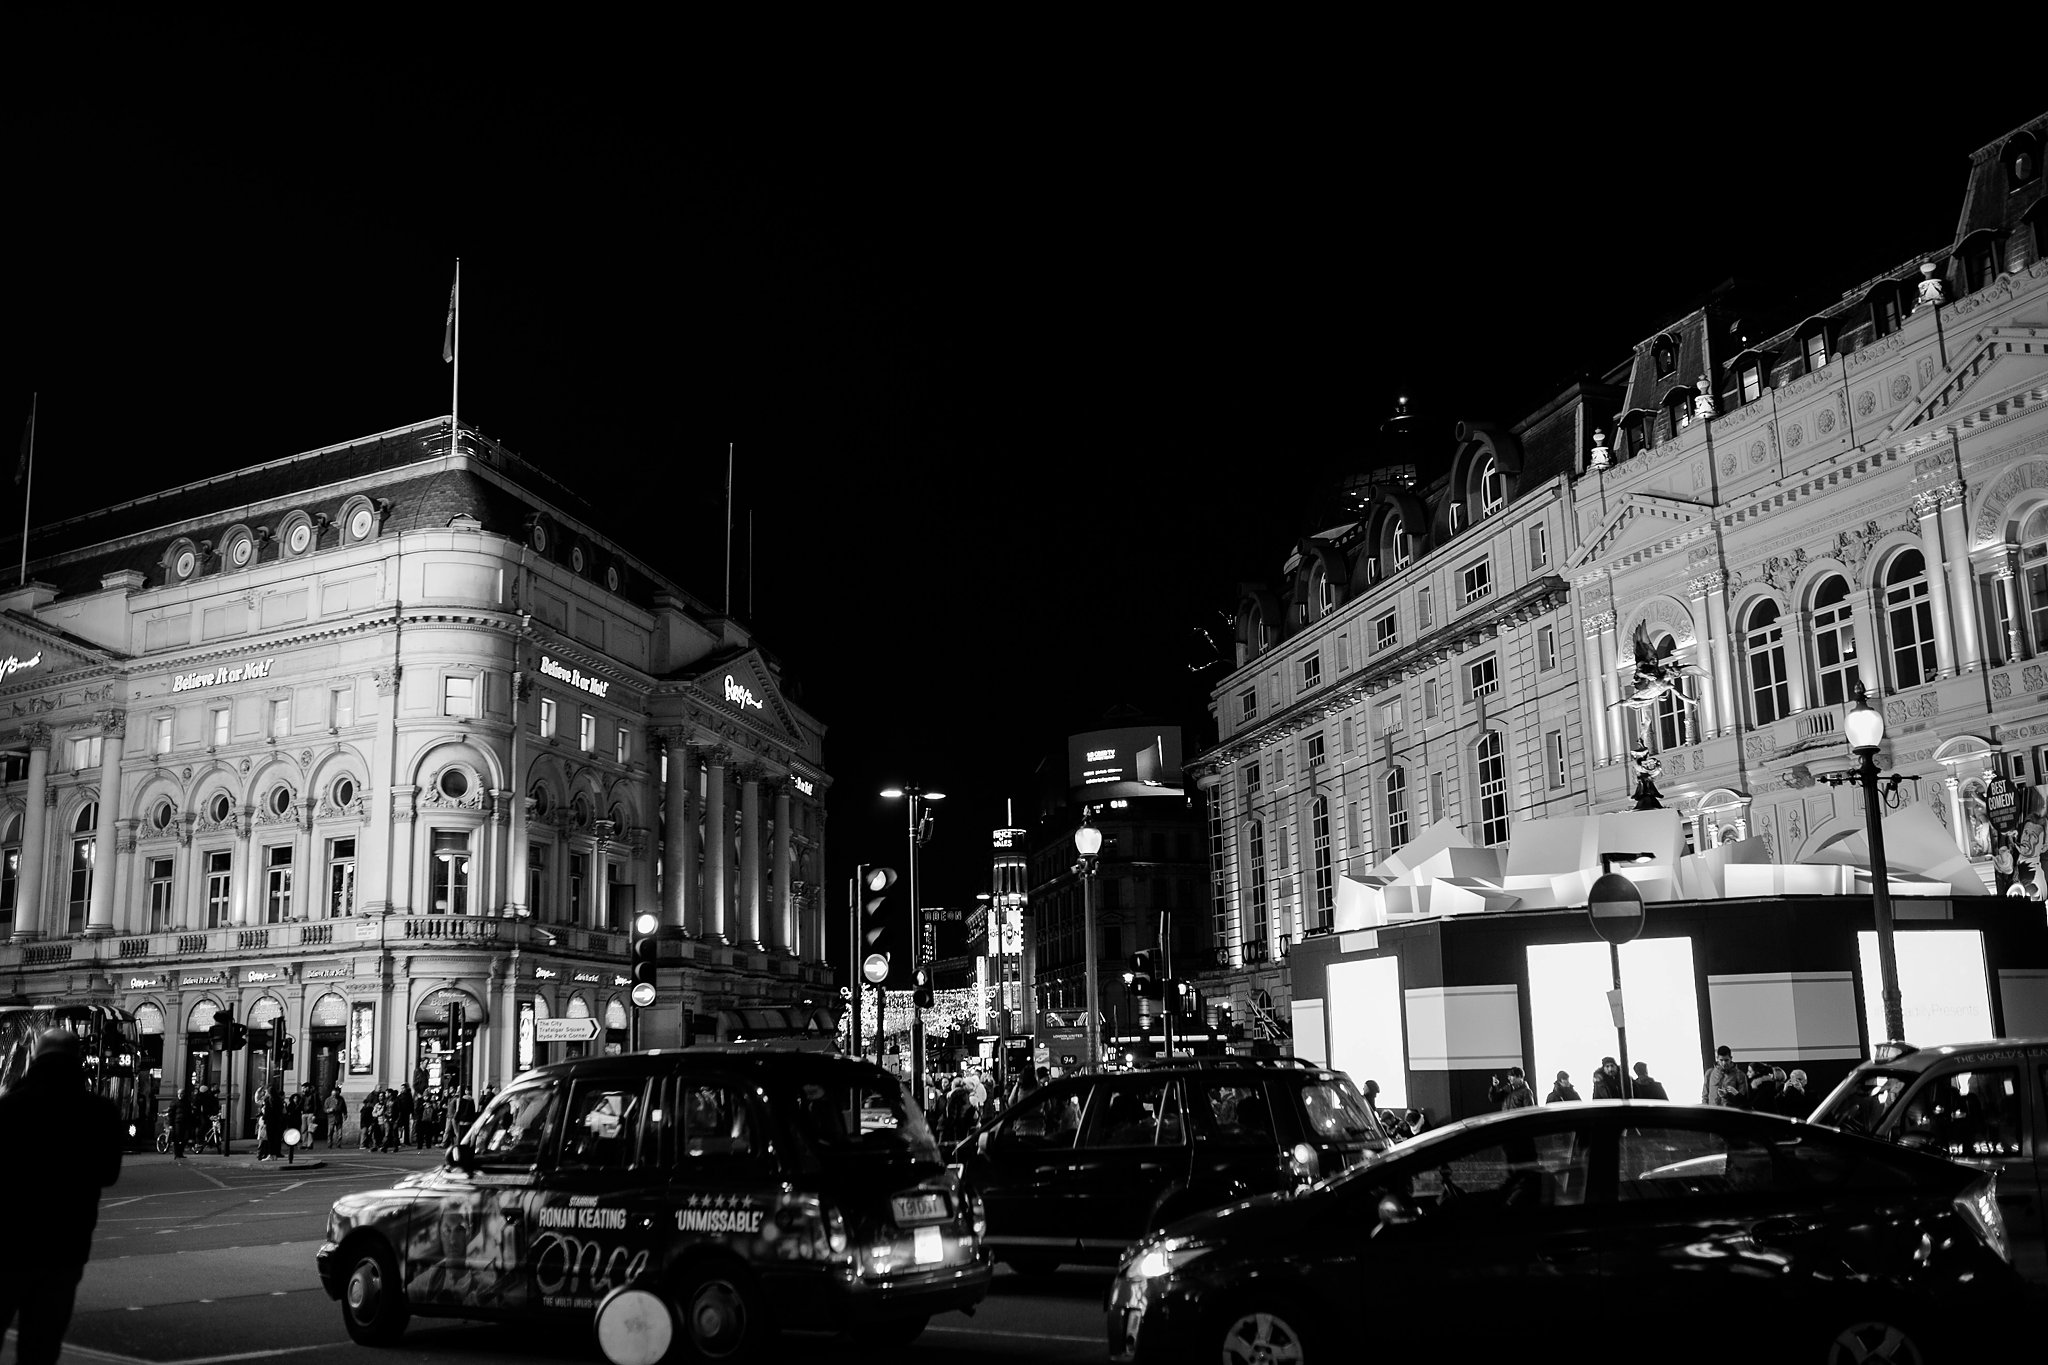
0 1003 149 1145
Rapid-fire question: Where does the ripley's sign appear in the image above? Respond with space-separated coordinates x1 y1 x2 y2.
173 655 275 693
0 651 43 682
539 655 611 699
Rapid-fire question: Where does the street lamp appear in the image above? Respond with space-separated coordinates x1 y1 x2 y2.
1842 684 1907 1044
1073 818 1103 1072
881 784 944 1107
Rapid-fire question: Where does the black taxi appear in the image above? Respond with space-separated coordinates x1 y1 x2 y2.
317 1047 990 1361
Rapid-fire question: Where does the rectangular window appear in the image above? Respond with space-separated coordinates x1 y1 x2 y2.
1528 523 1549 569
1246 822 1268 957
154 716 173 755
69 832 94 933
1239 688 1257 723
616 728 630 764
1385 771 1410 850
570 851 589 923
1803 330 1829 372
1336 635 1350 671
1299 654 1322 690
431 830 471 915
540 697 557 738
330 686 355 729
1430 770 1447 823
1311 799 1333 932
327 838 356 918
71 735 103 770
1423 677 1439 719
527 843 547 921
1461 558 1492 606
1539 625 1558 671
1377 697 1403 735
269 698 289 738
206 850 232 928
1341 716 1355 755
149 856 175 932
580 712 596 751
443 675 476 718
1243 760 1262 805
1468 655 1499 699
264 844 293 923
0 843 15 926
1418 586 1434 629
1739 365 1763 404
1303 732 1326 771
1547 730 1567 789
1374 611 1398 653
1873 291 1902 337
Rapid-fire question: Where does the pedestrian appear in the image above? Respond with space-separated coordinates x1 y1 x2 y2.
358 1090 376 1150
327 1086 348 1149
1489 1066 1536 1110
943 1078 978 1144
1747 1063 1782 1113
1591 1057 1625 1100
453 1087 478 1135
0 1029 125 1365
1631 1062 1668 1101
168 1087 190 1160
376 1089 396 1151
394 1085 415 1149
1777 1069 1810 1118
260 1087 284 1160
297 1090 321 1152
1546 1071 1582 1104
1702 1045 1749 1107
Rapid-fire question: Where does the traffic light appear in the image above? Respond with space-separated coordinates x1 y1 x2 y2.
859 864 898 985
1126 950 1161 999
211 1009 248 1051
1173 979 1202 1018
277 1031 294 1069
913 967 933 1009
630 910 662 1007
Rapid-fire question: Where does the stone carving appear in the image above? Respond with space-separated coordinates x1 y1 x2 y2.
1816 407 1836 436
1720 451 1738 476
1756 548 1810 591
1883 693 1939 727
1787 806 1803 847
22 722 52 749
1693 380 1715 421
1750 439 1768 467
1993 672 2013 700
1856 391 1876 418
1919 355 1936 386
1783 764 1813 789
1973 461 2048 544
1786 424 1804 449
2025 664 2048 693
1693 462 1708 490
1891 375 1912 403
1835 520 1887 570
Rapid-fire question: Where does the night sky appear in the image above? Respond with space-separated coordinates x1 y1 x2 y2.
5 14 2043 927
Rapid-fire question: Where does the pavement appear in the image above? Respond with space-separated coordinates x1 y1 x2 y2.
130 1142 452 1172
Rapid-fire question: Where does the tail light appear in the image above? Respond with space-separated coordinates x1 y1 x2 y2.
769 1193 849 1261
1954 1174 2008 1263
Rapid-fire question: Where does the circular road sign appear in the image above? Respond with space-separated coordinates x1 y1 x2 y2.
629 982 657 1008
1587 872 1645 945
862 951 890 985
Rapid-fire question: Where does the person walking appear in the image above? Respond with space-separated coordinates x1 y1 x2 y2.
1591 1057 1625 1099
394 1085 415 1149
167 1087 190 1160
1489 1067 1536 1110
1546 1071 1582 1104
358 1090 377 1150
326 1086 348 1149
376 1089 398 1152
1631 1062 1669 1101
260 1087 285 1161
452 1087 478 1137
1702 1045 1749 1107
0 1029 125 1365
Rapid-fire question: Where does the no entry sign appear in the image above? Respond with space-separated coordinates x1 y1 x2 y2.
1587 872 1645 945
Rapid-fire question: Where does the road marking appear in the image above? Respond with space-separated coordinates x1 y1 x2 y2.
28 1341 333 1365
278 1181 306 1193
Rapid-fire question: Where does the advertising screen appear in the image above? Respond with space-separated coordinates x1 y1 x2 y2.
1067 726 1184 801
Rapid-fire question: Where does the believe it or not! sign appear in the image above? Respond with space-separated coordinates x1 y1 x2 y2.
538 654 611 699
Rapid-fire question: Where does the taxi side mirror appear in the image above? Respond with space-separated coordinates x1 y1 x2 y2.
448 1141 477 1172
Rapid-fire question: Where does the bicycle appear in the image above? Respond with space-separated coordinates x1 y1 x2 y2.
154 1116 172 1153
203 1114 225 1154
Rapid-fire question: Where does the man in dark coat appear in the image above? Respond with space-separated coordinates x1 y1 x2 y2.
260 1087 285 1160
1591 1057 1625 1099
167 1087 190 1159
1630 1062 1669 1101
0 1029 125 1365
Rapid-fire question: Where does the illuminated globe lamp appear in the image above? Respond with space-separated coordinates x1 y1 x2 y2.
1844 684 1906 1045
1073 821 1105 1070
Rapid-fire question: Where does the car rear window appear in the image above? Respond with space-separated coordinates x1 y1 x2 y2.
785 1072 941 1166
1812 1072 1910 1137
1297 1077 1381 1143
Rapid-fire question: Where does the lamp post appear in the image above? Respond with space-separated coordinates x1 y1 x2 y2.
1073 818 1103 1072
881 784 943 1109
1843 684 1906 1044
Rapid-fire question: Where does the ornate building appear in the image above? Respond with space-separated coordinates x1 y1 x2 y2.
0 419 830 1135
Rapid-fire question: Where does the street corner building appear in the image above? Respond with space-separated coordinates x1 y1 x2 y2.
1186 113 2048 1118
0 418 832 1141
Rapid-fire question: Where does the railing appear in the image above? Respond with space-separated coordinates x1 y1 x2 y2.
24 943 72 966
1800 710 1839 742
118 938 151 958
300 922 333 946
402 915 504 942
237 929 271 951
177 934 208 955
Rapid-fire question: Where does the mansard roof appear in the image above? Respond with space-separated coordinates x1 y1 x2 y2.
1953 113 2048 247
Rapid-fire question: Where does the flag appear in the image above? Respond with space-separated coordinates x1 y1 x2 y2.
441 264 459 364
15 410 29 486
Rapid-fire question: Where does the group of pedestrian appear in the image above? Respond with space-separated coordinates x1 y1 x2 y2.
1493 1057 1680 1111
1702 1043 1810 1116
164 1084 223 1158
929 1073 986 1145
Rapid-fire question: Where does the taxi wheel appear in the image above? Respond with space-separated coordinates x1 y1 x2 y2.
339 1242 410 1346
1818 1315 1929 1365
1214 1297 1317 1365
675 1269 767 1363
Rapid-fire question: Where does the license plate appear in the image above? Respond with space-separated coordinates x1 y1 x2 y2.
913 1225 943 1264
891 1192 947 1226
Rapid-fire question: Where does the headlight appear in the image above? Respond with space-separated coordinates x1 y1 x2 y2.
1124 1236 1211 1282
1286 1142 1319 1184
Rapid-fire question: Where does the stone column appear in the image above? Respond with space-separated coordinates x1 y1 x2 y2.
1940 484 1981 672
389 787 418 918
499 951 520 1082
232 805 256 926
1681 596 1720 742
296 798 318 921
701 749 728 943
773 782 794 953
1785 612 1813 715
176 815 198 930
662 735 691 931
87 714 125 936
1698 574 1735 737
1995 566 2019 661
1914 490 1957 679
738 767 763 949
1583 613 1613 765
12 724 51 941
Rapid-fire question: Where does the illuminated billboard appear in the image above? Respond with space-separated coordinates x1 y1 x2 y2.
1067 726 1184 801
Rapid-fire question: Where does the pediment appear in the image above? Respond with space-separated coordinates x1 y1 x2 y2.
685 649 801 744
1565 493 1711 571
1878 327 2048 449
0 612 115 690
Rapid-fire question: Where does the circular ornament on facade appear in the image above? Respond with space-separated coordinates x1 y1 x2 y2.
570 544 588 575
1816 408 1836 435
288 521 312 555
349 507 374 541
152 799 175 831
210 792 233 823
529 783 553 819
270 785 294 817
1720 452 1738 476
1749 440 1767 467
572 794 592 828
1786 424 1804 448
175 548 197 579
229 535 253 568
604 564 621 593
1891 375 1912 403
439 768 470 800
1857 391 1876 418
332 775 357 807
530 520 551 554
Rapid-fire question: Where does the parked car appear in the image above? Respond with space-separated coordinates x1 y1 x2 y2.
317 1046 990 1361
1806 1036 2048 1284
1108 1100 2024 1363
953 1057 1390 1274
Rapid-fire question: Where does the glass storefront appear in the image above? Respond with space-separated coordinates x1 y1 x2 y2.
1526 937 1701 1103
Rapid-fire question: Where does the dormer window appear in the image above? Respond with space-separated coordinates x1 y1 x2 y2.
1737 361 1764 404
1664 388 1692 439
1799 322 1832 374
2003 132 2039 189
1960 232 2001 293
1388 515 1411 570
1623 412 1656 458
1870 284 1905 337
1652 336 1677 378
1479 458 1503 518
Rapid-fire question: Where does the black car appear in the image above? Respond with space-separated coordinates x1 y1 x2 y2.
954 1058 1389 1274
317 1047 990 1361
1108 1100 2024 1364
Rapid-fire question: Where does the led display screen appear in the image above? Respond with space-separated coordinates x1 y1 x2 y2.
1326 956 1406 1109
1857 930 1992 1047
1066 726 1184 801
1526 937 1701 1104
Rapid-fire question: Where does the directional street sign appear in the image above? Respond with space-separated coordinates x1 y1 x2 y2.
535 1017 601 1043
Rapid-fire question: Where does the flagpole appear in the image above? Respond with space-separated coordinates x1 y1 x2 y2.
18 392 35 587
450 259 461 454
724 442 734 615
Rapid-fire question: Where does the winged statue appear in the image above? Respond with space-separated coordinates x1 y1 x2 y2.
1614 621 1707 713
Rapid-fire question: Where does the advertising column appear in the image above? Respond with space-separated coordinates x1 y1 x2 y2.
87 713 125 936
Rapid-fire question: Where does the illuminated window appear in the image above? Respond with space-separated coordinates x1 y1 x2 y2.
1310 797 1333 932
1311 563 1335 616
68 801 97 933
1882 549 1937 689
1384 768 1410 849
616 727 630 764
443 674 477 718
327 838 356 918
1744 600 1791 724
1664 388 1691 440
431 830 471 915
1389 516 1411 571
1653 336 1677 377
1801 326 1830 373
1461 558 1492 606
1374 611 1397 653
1871 285 1904 337
540 697 557 738
1479 457 1503 518
1246 820 1268 956
580 712 596 751
1810 574 1861 706
1739 363 1763 404
206 850 232 928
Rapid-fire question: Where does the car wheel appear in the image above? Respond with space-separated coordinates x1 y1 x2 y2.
1820 1315 1929 1365
675 1268 768 1363
339 1241 410 1346
1215 1299 1316 1365
847 1314 929 1349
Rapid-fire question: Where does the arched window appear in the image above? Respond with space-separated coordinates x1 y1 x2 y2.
1664 388 1692 440
1810 574 1861 706
1309 796 1333 932
1478 457 1503 519
1245 820 1269 958
1384 768 1410 851
1882 548 1937 689
1744 600 1791 724
1650 631 1691 750
1310 563 1335 616
69 801 98 934
1475 734 1509 845
2019 504 2048 656
1653 336 1677 378
431 830 471 915
0 813 18 932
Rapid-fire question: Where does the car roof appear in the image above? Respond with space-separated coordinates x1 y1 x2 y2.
1850 1037 2048 1072
511 1046 897 1086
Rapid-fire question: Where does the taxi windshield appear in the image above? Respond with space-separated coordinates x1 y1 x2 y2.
1298 1077 1384 1143
788 1073 942 1167
1812 1072 1909 1136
